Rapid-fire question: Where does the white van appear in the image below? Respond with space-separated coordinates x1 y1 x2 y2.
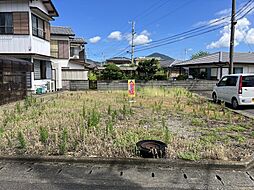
212 74 254 109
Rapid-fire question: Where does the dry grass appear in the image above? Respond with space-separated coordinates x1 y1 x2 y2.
0 87 253 161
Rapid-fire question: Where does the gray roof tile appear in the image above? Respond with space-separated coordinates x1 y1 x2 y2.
70 38 86 44
51 26 75 36
175 52 254 66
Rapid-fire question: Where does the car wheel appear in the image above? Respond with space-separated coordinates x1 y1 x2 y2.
232 98 239 109
212 93 218 103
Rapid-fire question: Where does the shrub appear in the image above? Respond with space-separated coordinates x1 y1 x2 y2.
59 128 68 155
178 151 200 161
0 128 4 138
39 127 49 144
17 131 26 149
176 74 188 80
88 72 97 81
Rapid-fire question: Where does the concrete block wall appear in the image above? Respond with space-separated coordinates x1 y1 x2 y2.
69 81 89 91
66 80 218 91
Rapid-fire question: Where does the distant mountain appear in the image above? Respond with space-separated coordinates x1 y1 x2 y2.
147 53 175 61
86 59 101 66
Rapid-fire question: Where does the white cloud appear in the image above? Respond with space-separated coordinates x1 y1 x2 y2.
133 34 152 46
208 17 231 26
216 8 231 16
194 16 230 27
246 29 254 44
125 30 152 46
207 17 252 49
89 36 101 44
108 31 122 41
141 30 151 36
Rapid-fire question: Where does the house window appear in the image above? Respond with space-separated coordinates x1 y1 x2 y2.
70 46 80 58
0 13 13 34
40 61 47 79
34 60 51 80
32 14 44 38
233 67 243 74
70 47 75 57
50 40 58 58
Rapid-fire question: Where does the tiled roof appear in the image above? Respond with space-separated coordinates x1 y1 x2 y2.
42 0 59 17
107 57 131 62
70 38 87 44
175 52 254 66
51 26 75 36
160 59 177 68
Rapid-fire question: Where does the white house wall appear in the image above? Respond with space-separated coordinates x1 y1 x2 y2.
0 35 31 53
237 65 254 73
51 59 69 68
62 70 88 81
51 59 69 89
68 62 84 69
31 36 50 56
0 0 30 54
29 0 48 14
0 0 51 56
0 0 29 12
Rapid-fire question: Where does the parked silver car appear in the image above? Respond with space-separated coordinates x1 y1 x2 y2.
212 74 254 109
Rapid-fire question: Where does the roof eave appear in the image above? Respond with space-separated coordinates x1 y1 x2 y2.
42 0 59 17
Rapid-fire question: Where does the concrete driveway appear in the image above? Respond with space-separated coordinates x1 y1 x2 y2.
0 160 253 190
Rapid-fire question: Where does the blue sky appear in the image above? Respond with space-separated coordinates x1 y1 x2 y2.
52 0 254 61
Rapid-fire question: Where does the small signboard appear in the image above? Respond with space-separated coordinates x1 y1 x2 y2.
128 80 135 98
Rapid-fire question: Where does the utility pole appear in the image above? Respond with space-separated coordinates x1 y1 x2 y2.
229 0 237 74
131 21 136 65
184 49 187 61
101 52 105 66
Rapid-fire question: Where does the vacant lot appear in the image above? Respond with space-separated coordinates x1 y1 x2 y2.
0 88 253 161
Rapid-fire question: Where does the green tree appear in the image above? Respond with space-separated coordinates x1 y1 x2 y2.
101 64 123 80
88 72 97 81
137 59 159 80
191 51 209 60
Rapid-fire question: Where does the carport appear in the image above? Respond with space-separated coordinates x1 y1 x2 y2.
0 56 33 105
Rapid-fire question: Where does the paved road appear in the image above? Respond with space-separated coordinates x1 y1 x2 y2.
194 91 254 117
0 160 253 190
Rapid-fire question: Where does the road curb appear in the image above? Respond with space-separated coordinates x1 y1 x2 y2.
0 155 253 170
229 109 254 119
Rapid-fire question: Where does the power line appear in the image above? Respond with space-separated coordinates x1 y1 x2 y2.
235 0 254 18
109 0 254 57
135 17 230 48
111 46 130 58
102 0 172 59
135 25 227 53
140 0 193 29
134 0 172 22
134 1 254 53
136 0 253 48
237 3 254 19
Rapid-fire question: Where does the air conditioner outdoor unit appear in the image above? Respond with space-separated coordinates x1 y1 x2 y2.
47 81 55 92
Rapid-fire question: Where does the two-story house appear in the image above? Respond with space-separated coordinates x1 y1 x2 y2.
0 0 58 92
50 26 88 90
